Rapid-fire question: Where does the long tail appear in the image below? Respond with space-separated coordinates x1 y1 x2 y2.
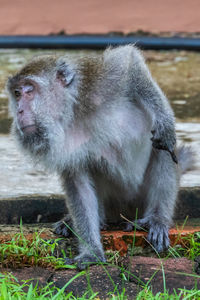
177 145 196 174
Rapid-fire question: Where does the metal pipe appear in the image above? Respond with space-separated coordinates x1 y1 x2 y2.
0 35 200 50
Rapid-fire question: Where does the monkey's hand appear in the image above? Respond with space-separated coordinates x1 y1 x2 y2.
124 217 170 253
151 124 178 164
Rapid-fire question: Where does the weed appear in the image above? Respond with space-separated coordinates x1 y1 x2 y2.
169 232 200 260
0 222 74 269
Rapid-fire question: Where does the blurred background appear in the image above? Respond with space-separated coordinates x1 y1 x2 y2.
0 0 200 199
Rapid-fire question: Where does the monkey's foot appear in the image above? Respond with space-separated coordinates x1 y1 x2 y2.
123 221 146 232
54 215 107 236
123 217 170 252
64 253 106 270
53 214 73 237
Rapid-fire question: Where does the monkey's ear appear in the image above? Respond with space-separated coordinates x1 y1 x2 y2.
56 63 75 87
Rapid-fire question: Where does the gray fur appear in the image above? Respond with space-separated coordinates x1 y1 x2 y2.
7 45 192 269
177 145 195 174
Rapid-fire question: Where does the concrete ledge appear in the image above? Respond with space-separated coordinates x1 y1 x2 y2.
176 187 200 218
0 194 67 224
0 187 200 224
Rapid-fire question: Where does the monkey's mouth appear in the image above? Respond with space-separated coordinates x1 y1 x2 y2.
21 124 36 134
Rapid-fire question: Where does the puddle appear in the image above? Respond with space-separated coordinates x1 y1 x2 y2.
0 49 200 195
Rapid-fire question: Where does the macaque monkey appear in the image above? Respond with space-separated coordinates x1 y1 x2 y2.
7 45 193 269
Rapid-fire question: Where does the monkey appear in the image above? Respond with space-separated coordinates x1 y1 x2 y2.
7 45 193 270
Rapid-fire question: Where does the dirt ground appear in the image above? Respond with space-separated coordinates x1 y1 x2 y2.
0 0 200 35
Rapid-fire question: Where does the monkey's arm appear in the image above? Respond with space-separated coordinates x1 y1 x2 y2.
130 48 177 162
61 172 105 269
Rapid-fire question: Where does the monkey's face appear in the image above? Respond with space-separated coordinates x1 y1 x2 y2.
7 78 50 155
7 55 77 158
8 63 75 158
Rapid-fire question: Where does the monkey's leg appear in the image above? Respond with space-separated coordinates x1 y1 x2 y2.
126 151 177 252
62 173 106 270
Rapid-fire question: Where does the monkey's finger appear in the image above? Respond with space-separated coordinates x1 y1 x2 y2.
162 148 178 164
152 142 178 164
169 150 178 164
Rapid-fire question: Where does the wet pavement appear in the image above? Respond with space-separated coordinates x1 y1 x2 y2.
0 124 200 198
0 135 62 197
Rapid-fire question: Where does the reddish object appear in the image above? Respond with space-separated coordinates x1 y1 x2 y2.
102 225 200 255
0 224 199 256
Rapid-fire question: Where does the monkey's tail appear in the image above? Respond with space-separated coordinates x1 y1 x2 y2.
177 145 196 174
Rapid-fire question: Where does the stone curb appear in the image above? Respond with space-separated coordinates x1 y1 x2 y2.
0 194 66 224
0 187 200 224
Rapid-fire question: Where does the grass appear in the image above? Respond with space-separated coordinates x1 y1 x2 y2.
0 221 75 270
136 287 200 299
0 222 200 299
0 272 89 300
0 272 200 299
174 232 200 260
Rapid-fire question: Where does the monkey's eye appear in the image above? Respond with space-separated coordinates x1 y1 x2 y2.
14 90 21 99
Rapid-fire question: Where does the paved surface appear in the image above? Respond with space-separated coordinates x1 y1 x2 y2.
0 0 200 35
